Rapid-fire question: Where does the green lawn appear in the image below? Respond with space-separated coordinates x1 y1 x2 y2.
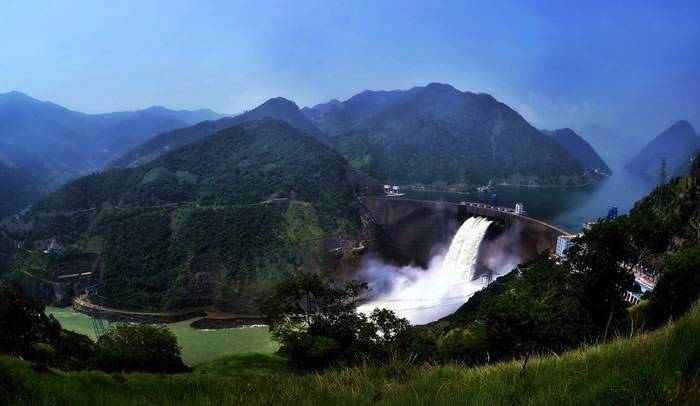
4 303 699 405
46 307 278 365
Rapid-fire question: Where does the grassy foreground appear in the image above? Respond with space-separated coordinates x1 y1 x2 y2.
3 305 700 405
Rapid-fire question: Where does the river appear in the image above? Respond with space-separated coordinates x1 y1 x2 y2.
404 162 657 233
46 307 278 366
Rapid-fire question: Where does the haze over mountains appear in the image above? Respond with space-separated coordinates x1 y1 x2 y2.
8 82 697 222
112 97 318 168
546 128 611 174
0 91 225 217
627 120 700 177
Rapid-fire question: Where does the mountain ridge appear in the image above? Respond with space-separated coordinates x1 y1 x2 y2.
627 120 700 176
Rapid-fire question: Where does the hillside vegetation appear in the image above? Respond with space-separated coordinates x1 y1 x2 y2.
547 128 611 173
6 120 362 312
2 300 699 405
304 83 586 186
627 120 700 176
113 97 319 168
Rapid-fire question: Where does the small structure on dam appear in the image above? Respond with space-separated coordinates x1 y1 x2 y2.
360 196 571 269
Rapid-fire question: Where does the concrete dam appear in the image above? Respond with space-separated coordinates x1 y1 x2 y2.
360 196 571 269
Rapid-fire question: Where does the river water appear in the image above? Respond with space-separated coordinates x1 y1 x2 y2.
46 307 278 366
405 162 657 233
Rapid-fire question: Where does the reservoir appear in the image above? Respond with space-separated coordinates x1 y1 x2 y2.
404 162 656 233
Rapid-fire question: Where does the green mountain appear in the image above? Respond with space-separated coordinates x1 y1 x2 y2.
304 83 586 185
113 97 319 168
627 120 700 176
0 91 224 215
10 120 362 312
546 128 611 173
0 161 45 219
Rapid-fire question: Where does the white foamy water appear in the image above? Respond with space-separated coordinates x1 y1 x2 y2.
358 217 494 325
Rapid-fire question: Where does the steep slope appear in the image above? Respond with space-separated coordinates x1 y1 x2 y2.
0 161 45 219
0 91 224 213
547 128 611 173
627 120 700 176
320 83 585 185
113 97 320 168
14 120 362 312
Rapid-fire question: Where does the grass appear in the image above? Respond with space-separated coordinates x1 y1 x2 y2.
4 302 700 404
46 307 278 365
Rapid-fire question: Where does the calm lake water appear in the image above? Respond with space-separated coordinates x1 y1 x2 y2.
405 162 657 233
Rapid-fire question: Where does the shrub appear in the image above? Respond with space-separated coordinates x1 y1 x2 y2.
263 273 410 370
93 324 188 373
645 245 700 326
0 283 61 357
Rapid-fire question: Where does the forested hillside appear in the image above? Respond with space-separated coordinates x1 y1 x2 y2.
304 83 586 185
0 91 223 217
0 161 45 218
113 97 319 168
547 128 610 173
7 120 362 312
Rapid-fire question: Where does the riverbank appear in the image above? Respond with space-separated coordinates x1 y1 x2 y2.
72 294 263 328
46 306 278 365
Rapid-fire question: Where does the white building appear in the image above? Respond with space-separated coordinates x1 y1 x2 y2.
555 235 576 258
514 203 525 215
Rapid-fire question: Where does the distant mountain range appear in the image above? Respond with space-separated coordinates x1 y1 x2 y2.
112 97 318 168
627 120 700 177
0 91 224 216
545 128 611 174
2 84 617 218
304 83 586 185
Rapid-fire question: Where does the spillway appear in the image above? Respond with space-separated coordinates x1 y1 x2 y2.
359 216 493 325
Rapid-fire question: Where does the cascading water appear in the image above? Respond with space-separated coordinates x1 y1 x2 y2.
440 216 493 286
358 216 494 325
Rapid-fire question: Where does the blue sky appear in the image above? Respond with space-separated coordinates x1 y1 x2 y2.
1 0 698 139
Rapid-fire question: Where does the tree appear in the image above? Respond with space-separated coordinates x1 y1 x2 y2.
659 158 667 186
93 324 188 373
644 245 700 326
566 218 638 338
0 283 60 357
262 272 409 370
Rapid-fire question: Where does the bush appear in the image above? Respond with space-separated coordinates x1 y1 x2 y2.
0 283 61 357
93 324 188 373
263 273 410 370
645 245 700 326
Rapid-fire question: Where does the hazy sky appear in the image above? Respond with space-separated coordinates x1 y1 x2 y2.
1 0 698 139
